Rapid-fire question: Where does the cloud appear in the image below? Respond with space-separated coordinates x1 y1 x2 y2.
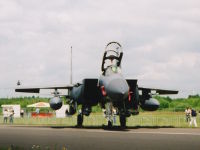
0 0 200 97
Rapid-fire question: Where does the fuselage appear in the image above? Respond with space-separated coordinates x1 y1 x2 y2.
70 41 131 112
99 66 129 102
99 41 129 103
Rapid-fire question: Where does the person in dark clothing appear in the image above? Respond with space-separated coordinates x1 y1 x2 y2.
189 108 197 127
9 109 14 124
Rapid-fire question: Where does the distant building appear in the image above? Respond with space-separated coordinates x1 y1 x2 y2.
1 105 20 118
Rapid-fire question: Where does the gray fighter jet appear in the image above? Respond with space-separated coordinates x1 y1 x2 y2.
15 42 178 128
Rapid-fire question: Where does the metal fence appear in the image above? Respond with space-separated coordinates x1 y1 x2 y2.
0 114 199 128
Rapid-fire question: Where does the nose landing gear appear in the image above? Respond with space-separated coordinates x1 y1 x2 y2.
103 102 115 128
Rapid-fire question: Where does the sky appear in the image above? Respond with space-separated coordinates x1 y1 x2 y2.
0 0 200 98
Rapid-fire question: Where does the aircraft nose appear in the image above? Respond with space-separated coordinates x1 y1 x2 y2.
106 78 129 100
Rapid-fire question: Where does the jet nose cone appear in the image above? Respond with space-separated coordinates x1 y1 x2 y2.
106 78 129 100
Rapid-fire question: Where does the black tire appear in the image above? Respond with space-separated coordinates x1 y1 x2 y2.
108 120 112 128
77 114 83 127
120 115 126 128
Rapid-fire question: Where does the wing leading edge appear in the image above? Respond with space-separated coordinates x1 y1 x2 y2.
15 85 73 93
138 87 178 95
126 79 178 95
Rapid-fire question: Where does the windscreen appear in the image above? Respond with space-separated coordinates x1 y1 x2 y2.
105 42 122 57
104 42 122 68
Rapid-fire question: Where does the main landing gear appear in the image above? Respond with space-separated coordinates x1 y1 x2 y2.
119 114 126 128
77 110 83 127
76 105 92 127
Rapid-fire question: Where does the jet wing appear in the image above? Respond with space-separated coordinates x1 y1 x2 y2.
138 87 178 95
15 85 73 93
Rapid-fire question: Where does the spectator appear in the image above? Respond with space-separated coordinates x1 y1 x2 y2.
3 109 9 123
65 109 69 117
113 108 117 124
36 108 40 114
9 109 14 124
189 108 197 127
20 109 24 118
185 107 191 122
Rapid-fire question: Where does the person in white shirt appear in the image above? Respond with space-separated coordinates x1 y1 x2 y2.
113 108 117 124
3 109 9 123
185 107 191 122
20 109 24 118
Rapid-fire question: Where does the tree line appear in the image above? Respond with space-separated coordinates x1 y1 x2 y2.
0 95 200 112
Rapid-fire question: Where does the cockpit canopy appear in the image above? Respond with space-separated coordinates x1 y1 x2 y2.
101 42 123 73
105 42 122 57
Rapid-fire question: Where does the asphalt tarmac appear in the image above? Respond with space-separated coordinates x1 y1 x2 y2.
0 126 200 150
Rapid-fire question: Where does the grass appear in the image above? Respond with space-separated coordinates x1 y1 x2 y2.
1 111 199 128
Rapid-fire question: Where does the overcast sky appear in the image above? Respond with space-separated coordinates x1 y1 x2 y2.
0 0 200 98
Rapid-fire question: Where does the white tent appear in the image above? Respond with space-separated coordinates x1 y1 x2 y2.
27 102 50 108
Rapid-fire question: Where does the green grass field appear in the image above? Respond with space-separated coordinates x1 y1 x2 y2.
1 111 199 128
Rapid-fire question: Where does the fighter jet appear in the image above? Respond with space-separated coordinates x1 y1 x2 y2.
15 42 178 128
